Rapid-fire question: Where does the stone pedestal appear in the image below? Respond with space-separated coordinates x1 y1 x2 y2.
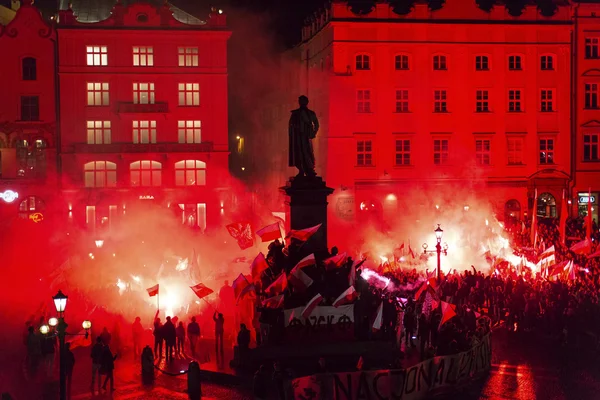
281 176 334 257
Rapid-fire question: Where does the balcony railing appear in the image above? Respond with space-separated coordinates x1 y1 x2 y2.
65 142 214 153
117 102 169 113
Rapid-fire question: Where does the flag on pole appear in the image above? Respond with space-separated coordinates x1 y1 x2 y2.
146 284 159 297
439 301 457 329
302 293 324 318
587 187 593 240
287 224 322 242
262 294 284 309
531 188 538 248
265 272 287 295
348 263 356 286
408 245 416 259
232 273 249 300
68 330 92 349
237 283 256 304
256 222 283 242
226 222 254 250
294 254 316 270
559 189 568 245
250 252 269 282
333 286 358 307
324 252 348 270
570 238 592 255
588 248 600 258
372 302 384 331
289 265 313 291
190 283 214 299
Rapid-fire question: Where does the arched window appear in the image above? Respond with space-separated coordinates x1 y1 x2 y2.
475 55 489 71
84 161 117 188
537 192 557 218
508 54 523 71
19 196 45 220
540 54 555 71
433 55 447 70
504 199 521 226
130 160 161 187
394 54 410 70
175 160 206 186
355 54 371 71
22 57 37 80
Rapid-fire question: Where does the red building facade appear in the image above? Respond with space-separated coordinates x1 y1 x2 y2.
56 1 230 233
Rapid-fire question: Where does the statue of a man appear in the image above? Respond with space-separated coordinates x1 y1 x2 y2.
289 95 319 178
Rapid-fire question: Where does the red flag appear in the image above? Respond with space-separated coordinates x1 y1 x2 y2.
287 224 322 242
587 188 593 240
146 284 159 297
289 266 313 292
408 245 415 259
439 301 457 329
356 356 364 370
348 263 356 286
262 294 284 309
333 286 357 307
232 273 249 300
256 223 282 242
302 293 323 318
531 188 538 247
372 302 383 331
68 330 92 349
588 248 600 259
570 238 592 255
237 283 256 304
250 252 269 282
226 221 254 250
324 252 348 270
265 272 287 295
190 283 214 299
294 254 316 270
559 189 568 245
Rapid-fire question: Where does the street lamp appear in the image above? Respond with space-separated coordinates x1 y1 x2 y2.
95 239 104 248
423 224 449 283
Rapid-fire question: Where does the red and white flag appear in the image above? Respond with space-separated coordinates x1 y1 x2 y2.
289 265 313 292
226 221 254 250
262 294 284 309
531 188 538 248
287 224 322 242
294 254 316 270
232 273 249 300
565 260 577 280
588 248 600 259
190 283 214 299
256 222 282 242
265 272 287 295
324 252 347 270
408 245 416 259
302 293 324 318
146 284 159 297
250 252 269 282
570 238 592 255
439 301 457 329
372 302 384 331
333 286 358 307
237 283 256 304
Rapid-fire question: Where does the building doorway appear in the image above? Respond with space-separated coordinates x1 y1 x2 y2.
537 192 556 218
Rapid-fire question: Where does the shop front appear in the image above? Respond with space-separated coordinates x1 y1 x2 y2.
577 191 598 222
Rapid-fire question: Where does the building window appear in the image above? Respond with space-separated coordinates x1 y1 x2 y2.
395 90 409 113
132 121 157 144
539 138 555 164
433 55 447 70
86 46 108 66
540 89 555 112
178 47 198 67
434 90 447 112
87 82 110 106
177 120 202 143
133 83 155 104
586 38 600 59
22 57 37 80
508 55 522 71
84 161 117 188
584 134 599 161
537 192 557 218
475 55 489 71
86 121 111 144
433 139 449 165
394 54 409 70
178 83 200 106
18 196 45 220
356 140 373 166
395 139 410 166
86 206 96 231
175 160 206 186
178 203 207 230
16 139 46 178
130 160 162 187
585 83 598 109
508 89 522 112
475 139 491 165
357 90 371 113
476 90 489 112
541 55 554 70
20 96 39 121
355 54 370 70
507 137 524 165
133 46 154 66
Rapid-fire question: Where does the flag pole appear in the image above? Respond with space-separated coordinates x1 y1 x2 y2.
157 292 160 314
202 297 217 311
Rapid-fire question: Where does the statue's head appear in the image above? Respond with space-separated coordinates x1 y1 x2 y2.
298 95 309 106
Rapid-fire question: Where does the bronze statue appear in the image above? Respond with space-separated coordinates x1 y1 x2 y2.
289 95 319 178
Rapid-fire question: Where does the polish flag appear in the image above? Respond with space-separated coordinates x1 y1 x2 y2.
333 286 358 307
324 252 348 270
262 294 284 309
289 266 313 291
570 238 592 255
236 283 256 304
250 252 269 282
256 222 282 242
190 283 214 300
294 254 316 270
372 302 383 331
548 260 569 277
438 301 457 329
146 284 159 297
287 224 322 242
265 272 287 295
232 273 249 300
302 293 323 318
588 248 600 258
565 260 577 280
408 245 416 259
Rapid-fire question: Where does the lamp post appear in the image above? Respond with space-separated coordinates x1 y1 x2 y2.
422 224 449 283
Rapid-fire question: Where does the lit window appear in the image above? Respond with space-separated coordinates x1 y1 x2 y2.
395 54 409 70
86 121 111 144
87 82 110 106
476 90 489 112
132 121 157 144
508 55 522 71
475 139 491 165
507 137 524 165
433 139 449 165
395 139 410 166
475 55 489 71
434 90 447 113
133 46 154 66
357 90 371 113
586 38 599 59
541 55 554 70
86 206 96 230
508 89 522 112
356 140 373 166
540 89 555 112
133 83 155 104
539 138 555 164
130 160 162 187
395 90 409 113
585 83 598 109
355 54 370 71
584 134 599 161
18 196 44 220
178 83 200 106
22 58 37 80
178 47 198 67
84 161 117 188
86 46 108 66
179 203 206 230
177 121 202 143
175 160 206 186
433 55 447 70
16 139 46 178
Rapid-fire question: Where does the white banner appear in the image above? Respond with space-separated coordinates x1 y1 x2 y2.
284 305 354 328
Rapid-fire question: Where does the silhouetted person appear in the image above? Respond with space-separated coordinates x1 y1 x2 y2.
253 364 269 400
100 343 117 392
153 318 163 358
162 316 176 362
64 342 75 400
25 326 41 378
100 327 111 346
289 95 319 177
132 317 144 358
176 321 185 354
41 333 56 378
90 337 103 394
237 323 250 367
187 316 200 357
213 311 225 364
